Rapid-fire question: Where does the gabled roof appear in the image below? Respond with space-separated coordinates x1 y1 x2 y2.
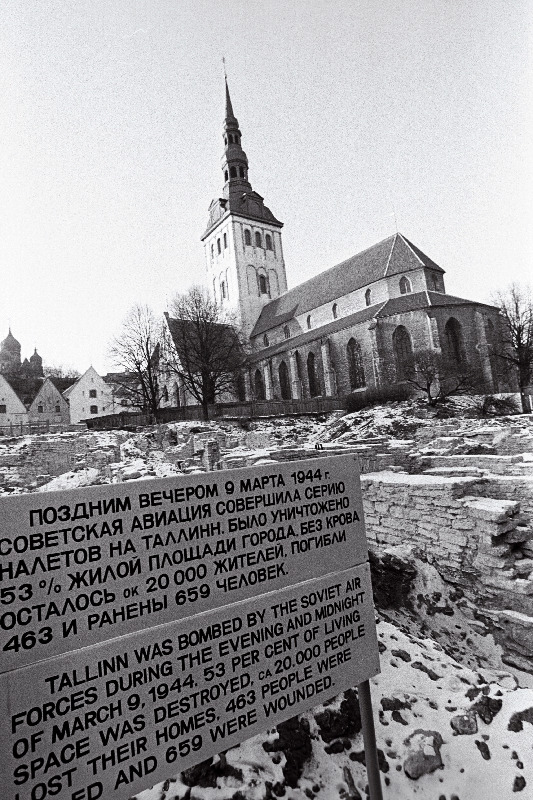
28 377 68 410
5 376 43 406
247 303 384 363
376 290 498 318
251 233 444 336
165 314 243 372
0 374 29 412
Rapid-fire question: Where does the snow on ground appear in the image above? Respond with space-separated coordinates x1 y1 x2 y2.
135 618 533 800
0 402 531 798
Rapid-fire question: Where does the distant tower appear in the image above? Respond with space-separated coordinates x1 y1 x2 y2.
0 329 22 375
30 348 44 377
201 79 287 336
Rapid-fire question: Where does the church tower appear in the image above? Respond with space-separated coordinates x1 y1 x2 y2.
201 79 287 337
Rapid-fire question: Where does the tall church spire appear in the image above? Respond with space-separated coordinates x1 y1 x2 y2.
221 78 252 199
225 77 235 122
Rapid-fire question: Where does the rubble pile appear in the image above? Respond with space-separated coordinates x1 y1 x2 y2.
0 401 532 798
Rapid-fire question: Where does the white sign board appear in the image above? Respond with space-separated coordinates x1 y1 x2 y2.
0 564 379 800
0 455 366 670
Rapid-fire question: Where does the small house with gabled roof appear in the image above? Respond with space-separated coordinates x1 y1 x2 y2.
0 374 28 426
63 366 116 423
28 378 70 424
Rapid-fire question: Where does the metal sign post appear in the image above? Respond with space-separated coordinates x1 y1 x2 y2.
358 678 384 800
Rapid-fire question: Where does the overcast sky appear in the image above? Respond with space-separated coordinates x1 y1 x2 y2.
1 0 531 374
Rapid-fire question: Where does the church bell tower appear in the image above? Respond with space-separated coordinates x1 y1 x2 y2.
201 79 287 337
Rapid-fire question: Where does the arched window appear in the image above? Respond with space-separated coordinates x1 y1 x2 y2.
399 276 412 295
365 288 371 307
393 326 414 380
279 361 291 400
255 231 262 247
220 281 226 299
228 134 233 144
239 166 245 178
265 234 272 250
174 383 180 407
244 229 251 246
254 369 265 400
217 238 221 255
259 274 268 295
263 333 269 347
235 372 246 401
432 274 440 291
444 318 465 364
347 338 366 390
223 232 227 249
162 386 169 403
230 166 237 178
332 303 338 319
307 352 319 397
211 244 214 259
307 315 312 330
283 325 290 340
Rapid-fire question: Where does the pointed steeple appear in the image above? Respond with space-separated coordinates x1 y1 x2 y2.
225 77 236 123
221 78 252 199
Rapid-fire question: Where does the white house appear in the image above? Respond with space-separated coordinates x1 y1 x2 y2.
63 366 116 424
0 374 28 427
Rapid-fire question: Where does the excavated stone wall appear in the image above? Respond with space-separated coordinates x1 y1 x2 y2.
361 471 533 670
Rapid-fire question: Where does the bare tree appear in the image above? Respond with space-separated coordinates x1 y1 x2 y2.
163 286 246 420
43 364 81 379
492 283 533 413
406 349 484 407
108 304 162 415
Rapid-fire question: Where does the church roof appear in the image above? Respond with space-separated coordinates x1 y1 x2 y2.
1 328 21 352
250 234 444 336
247 304 383 363
376 290 497 318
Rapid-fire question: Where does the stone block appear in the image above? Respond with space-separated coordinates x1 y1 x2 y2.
462 496 520 522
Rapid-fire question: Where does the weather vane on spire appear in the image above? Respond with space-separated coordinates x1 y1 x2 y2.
222 56 227 80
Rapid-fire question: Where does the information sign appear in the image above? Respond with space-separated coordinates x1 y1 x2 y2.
0 455 366 670
0 564 378 800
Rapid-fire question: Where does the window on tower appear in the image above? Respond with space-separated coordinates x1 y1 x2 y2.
239 166 245 178
228 134 233 144
365 288 371 306
399 276 412 294
307 315 312 330
283 325 290 339
259 274 268 295
211 244 214 259
244 229 251 246
224 170 228 182
265 234 272 250
332 303 338 319
230 166 237 178
217 238 221 254
221 281 226 299
255 231 262 247
223 232 227 249
263 334 269 346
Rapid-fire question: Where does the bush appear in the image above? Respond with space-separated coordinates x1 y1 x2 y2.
345 384 414 413
475 394 520 416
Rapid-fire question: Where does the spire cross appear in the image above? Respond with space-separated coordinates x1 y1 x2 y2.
222 56 227 80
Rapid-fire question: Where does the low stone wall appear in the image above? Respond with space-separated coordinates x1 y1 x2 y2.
361 472 533 614
361 471 533 669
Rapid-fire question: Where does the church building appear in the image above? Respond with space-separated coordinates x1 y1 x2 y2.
186 82 505 404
